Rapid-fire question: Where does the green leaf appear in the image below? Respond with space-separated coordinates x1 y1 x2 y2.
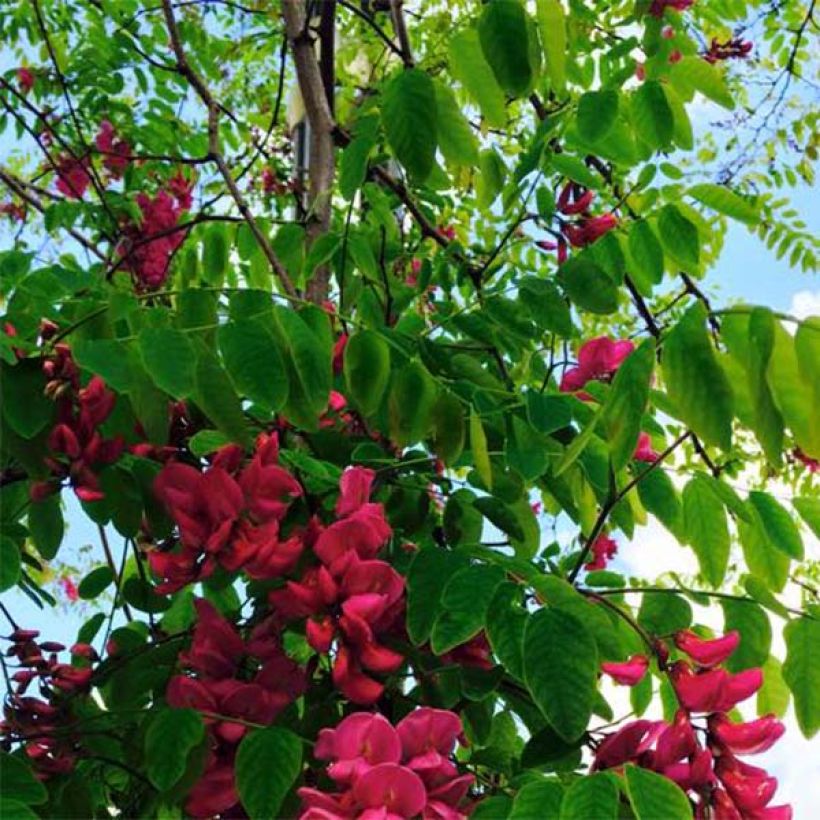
470 408 493 490
688 184 759 225
0 799 39 819
0 753 47 805
339 132 376 200
662 303 733 450
343 331 391 417
550 153 601 190
145 708 205 792
1 359 54 438
122 576 171 614
475 496 526 542
758 656 790 718
657 204 700 268
673 57 735 109
602 340 654 471
793 496 820 540
524 608 598 742
27 495 64 560
193 349 250 446
188 429 231 457
560 772 618 819
430 564 505 655
381 68 437 182
747 491 803 559
476 148 506 209
448 28 507 128
721 599 771 673
486 582 528 680
738 505 790 593
519 278 573 337
625 765 693 820
236 727 303 819
78 565 114 599
271 306 332 431
388 360 437 446
478 0 533 97
0 535 20 592
138 327 197 397
406 548 467 645
628 220 664 289
72 338 133 392
443 489 484 547
767 322 819 458
746 307 784 466
577 90 619 143
202 223 228 285
536 0 566 92
430 390 466 466
434 81 479 167
526 392 572 435
633 81 673 150
217 318 288 411
682 475 730 588
638 592 692 635
510 780 564 819
637 465 683 538
559 256 619 315
782 618 820 738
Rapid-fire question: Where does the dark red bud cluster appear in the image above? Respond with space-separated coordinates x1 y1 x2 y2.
0 629 97 778
538 183 619 263
704 37 753 63
32 341 124 503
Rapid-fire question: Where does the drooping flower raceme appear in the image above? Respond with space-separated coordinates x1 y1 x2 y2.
298 708 474 820
593 628 790 818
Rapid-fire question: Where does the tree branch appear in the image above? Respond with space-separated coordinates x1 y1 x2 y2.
160 0 297 297
282 0 337 303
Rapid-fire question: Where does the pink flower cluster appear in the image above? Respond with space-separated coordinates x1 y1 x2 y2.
585 533 618 571
270 467 404 704
0 628 97 778
95 120 131 177
166 599 307 818
117 172 193 290
559 336 634 394
150 433 303 592
537 183 618 263
299 709 474 820
594 630 790 818
31 338 124 503
17 67 35 95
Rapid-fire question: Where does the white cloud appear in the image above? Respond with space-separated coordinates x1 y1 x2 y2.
789 289 820 321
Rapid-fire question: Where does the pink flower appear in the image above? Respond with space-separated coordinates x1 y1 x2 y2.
180 599 245 679
670 663 762 713
57 577 79 602
336 467 377 517
716 756 779 813
315 713 401 784
560 337 635 394
634 432 660 462
352 763 427 817
709 714 785 756
585 534 618 571
55 156 91 199
94 121 130 177
793 447 819 472
563 213 618 247
17 67 35 94
601 654 649 686
674 629 740 667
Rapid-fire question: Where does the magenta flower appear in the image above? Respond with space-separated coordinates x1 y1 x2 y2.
634 432 660 463
674 629 740 667
584 534 618 571
560 337 635 394
709 714 785 756
601 654 649 686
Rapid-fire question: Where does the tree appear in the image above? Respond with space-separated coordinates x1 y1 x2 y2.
0 0 818 817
